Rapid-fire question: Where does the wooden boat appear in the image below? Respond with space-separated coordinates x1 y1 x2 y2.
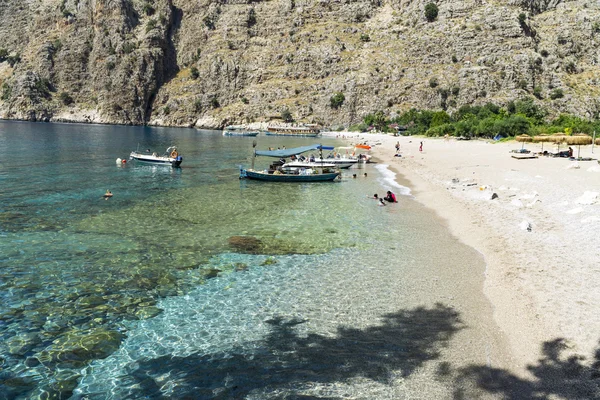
265 124 321 137
129 146 182 167
239 144 340 182
241 169 340 182
223 125 260 136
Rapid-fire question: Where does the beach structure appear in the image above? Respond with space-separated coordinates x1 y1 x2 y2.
532 134 553 152
565 134 593 159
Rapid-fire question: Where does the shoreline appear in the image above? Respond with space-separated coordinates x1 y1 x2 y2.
325 131 600 374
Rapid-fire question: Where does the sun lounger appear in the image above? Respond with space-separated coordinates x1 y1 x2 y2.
510 149 531 154
511 154 538 159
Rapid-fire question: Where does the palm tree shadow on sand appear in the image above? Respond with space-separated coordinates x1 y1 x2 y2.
119 304 461 399
446 338 600 399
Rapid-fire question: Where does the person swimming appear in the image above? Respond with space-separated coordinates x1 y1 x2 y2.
103 190 113 200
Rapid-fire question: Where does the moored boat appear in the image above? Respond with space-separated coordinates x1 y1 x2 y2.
129 146 183 167
265 123 321 137
239 144 341 182
223 125 260 136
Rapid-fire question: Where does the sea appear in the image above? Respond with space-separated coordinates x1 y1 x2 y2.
0 121 509 399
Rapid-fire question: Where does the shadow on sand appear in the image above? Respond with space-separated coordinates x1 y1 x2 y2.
117 304 461 399
448 338 600 399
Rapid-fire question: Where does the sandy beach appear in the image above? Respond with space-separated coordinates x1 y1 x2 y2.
328 131 600 376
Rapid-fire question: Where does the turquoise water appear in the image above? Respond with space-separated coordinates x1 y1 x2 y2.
0 121 501 399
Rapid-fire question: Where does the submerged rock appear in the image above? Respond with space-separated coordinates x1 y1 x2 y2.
228 236 263 253
261 257 278 266
35 328 124 368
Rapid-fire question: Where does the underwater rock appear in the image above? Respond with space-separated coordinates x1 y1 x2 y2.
37 370 81 400
35 328 124 368
134 306 163 320
7 332 41 355
228 235 263 253
200 268 222 279
75 295 106 309
234 263 249 272
0 375 37 399
261 257 278 266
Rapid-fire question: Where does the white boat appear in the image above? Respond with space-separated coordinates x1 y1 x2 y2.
129 146 183 167
281 160 338 172
265 124 321 137
223 125 259 136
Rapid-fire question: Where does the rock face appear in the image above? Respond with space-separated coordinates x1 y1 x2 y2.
0 0 599 128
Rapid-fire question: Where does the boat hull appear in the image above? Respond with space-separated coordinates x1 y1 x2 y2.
130 152 182 167
223 131 259 136
241 169 340 182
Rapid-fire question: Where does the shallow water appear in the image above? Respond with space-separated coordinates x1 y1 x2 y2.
0 121 507 399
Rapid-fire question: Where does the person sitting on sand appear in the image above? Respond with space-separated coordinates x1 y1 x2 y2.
384 191 397 203
568 147 574 158
379 198 386 206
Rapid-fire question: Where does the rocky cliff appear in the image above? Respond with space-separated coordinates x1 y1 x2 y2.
0 0 599 128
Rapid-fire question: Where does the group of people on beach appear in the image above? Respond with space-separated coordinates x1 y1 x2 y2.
371 191 398 206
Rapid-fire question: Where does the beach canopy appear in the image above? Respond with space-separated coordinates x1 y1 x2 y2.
255 144 334 158
515 135 533 142
533 134 553 143
564 134 592 145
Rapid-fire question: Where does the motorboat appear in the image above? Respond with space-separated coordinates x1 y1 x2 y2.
223 125 260 136
129 146 183 167
240 144 340 182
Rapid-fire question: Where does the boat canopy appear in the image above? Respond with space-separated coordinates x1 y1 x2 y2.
255 144 334 158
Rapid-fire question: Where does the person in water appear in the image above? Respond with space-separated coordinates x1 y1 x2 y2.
103 190 113 200
379 198 386 206
384 191 397 203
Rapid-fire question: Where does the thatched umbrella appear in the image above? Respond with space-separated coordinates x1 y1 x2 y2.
595 138 600 145
515 134 532 150
533 134 553 151
565 134 593 158
551 133 568 153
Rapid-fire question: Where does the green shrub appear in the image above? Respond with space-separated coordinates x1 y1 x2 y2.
193 99 202 112
241 97 249 104
349 122 368 132
593 22 600 34
0 48 8 61
424 3 438 22
122 42 136 54
247 8 256 28
451 55 458 63
451 86 460 96
210 97 220 108
203 15 215 30
429 77 438 88
6 54 20 67
1 83 11 100
549 88 564 99
518 13 526 24
533 86 543 99
59 92 73 105
517 79 528 90
540 49 549 57
190 66 199 79
164 105 171 115
35 78 52 98
106 61 116 70
281 109 293 122
330 92 345 109
53 39 63 52
142 3 155 16
146 19 157 33
565 61 576 74
360 33 370 42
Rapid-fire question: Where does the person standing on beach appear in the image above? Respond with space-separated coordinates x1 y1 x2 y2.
419 141 423 152
395 141 400 153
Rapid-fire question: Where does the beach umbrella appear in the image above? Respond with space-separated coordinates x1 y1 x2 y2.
551 133 568 153
595 138 600 145
565 134 593 159
533 134 552 151
515 134 532 150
